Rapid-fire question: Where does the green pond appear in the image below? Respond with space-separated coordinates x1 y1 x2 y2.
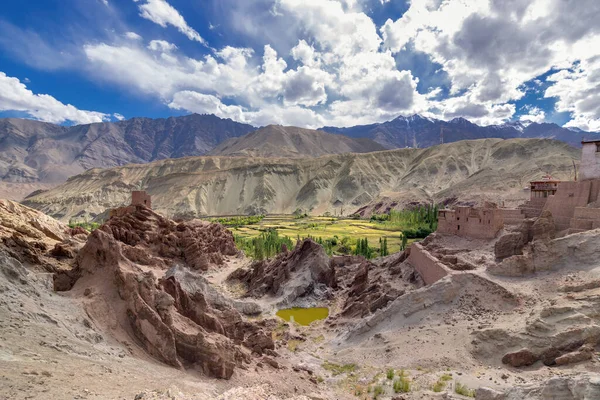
276 307 329 326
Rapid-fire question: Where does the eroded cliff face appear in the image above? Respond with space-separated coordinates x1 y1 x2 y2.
69 206 274 379
24 138 579 222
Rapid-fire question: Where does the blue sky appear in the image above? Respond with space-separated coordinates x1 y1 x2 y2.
0 0 598 130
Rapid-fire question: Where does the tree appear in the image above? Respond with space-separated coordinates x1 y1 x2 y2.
400 234 408 251
380 237 389 257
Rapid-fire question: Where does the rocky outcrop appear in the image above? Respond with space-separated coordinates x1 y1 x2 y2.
228 239 336 306
70 206 272 379
489 228 600 277
477 374 600 400
343 273 518 341
494 232 525 260
531 210 556 240
0 199 81 288
339 259 407 319
475 311 600 369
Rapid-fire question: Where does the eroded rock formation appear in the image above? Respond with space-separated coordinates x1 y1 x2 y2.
228 239 337 306
70 206 272 379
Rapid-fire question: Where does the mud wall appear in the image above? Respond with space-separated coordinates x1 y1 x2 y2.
438 207 504 239
501 208 525 225
543 181 593 231
580 142 600 181
570 207 600 231
407 243 452 285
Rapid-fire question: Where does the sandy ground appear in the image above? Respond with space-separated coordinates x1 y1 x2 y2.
3 229 600 399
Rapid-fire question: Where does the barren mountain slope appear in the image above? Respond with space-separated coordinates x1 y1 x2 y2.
209 125 386 157
0 115 254 199
23 139 579 222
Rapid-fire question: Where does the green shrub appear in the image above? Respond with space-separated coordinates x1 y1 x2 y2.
393 376 411 393
432 380 446 392
322 361 357 376
440 373 453 381
455 382 475 397
372 385 384 399
386 368 395 380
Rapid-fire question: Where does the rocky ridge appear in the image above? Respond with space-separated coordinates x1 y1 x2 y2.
23 138 580 221
209 125 386 158
67 205 275 379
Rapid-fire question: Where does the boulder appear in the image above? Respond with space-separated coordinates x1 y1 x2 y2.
502 348 538 367
494 232 524 260
554 348 593 366
488 255 534 277
476 387 506 400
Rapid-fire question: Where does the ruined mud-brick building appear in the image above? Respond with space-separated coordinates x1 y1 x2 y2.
109 191 153 219
437 206 504 239
499 176 562 225
132 190 152 208
409 140 600 286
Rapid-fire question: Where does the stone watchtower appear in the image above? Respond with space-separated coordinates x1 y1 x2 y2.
131 191 152 209
580 140 600 181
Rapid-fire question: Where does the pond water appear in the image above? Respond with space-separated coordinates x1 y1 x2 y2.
276 307 329 326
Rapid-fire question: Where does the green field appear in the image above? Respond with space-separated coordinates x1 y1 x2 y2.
219 214 416 256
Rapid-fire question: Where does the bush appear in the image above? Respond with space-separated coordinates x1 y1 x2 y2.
432 380 446 392
322 361 357 376
372 385 385 399
393 376 411 393
455 382 475 397
402 226 433 239
386 368 395 380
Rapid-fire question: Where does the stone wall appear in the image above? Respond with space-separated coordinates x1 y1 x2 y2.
580 142 600 181
570 207 600 232
501 208 526 225
407 243 452 285
438 206 504 239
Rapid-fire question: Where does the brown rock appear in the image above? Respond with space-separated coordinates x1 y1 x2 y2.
532 210 556 240
494 232 524 260
502 349 538 367
261 356 280 369
227 239 336 303
555 348 593 366
50 243 75 259
67 206 271 379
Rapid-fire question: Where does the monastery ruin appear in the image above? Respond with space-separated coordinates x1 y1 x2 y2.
408 139 600 285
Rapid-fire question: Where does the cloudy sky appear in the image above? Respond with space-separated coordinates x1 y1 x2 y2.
0 0 599 130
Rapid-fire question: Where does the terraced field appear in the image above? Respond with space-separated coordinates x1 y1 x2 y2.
220 215 412 254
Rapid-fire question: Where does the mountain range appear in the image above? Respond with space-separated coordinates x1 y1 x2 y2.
23 138 580 222
209 125 386 158
1 113 598 200
320 115 599 149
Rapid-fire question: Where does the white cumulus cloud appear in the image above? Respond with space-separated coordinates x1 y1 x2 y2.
135 0 207 45
0 71 110 125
